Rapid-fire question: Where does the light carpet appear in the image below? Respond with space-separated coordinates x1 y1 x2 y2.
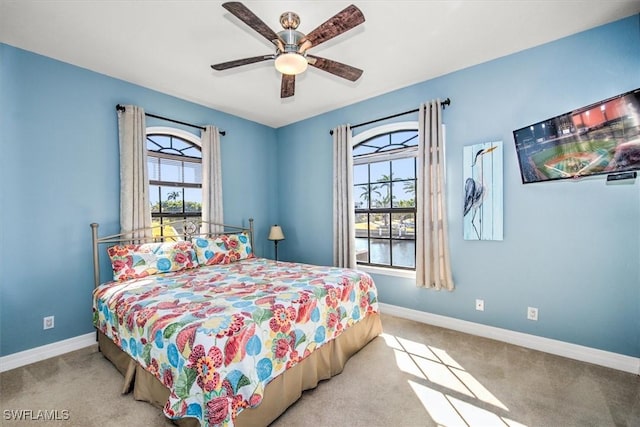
1 314 638 426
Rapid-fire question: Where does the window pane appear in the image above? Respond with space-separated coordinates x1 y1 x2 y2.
372 182 391 208
170 137 193 153
370 161 390 183
148 157 160 181
160 158 182 182
184 188 201 213
366 135 389 149
369 185 381 208
370 239 390 265
391 131 418 147
354 184 369 209
150 185 160 213
183 161 202 184
356 238 369 263
371 213 390 237
355 213 370 239
392 181 415 208
393 240 415 268
151 217 180 241
161 187 183 213
392 157 415 180
182 146 202 158
148 134 202 158
353 164 368 185
353 144 374 156
166 218 187 236
392 213 415 239
147 135 170 151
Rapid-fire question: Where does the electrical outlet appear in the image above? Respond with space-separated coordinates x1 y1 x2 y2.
527 307 538 321
43 316 55 330
475 299 484 311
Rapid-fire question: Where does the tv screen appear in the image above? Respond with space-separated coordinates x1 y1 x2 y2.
513 88 640 184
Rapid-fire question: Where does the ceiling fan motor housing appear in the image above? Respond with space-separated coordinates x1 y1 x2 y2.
276 29 305 54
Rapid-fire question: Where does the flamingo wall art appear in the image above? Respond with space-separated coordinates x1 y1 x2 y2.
463 141 503 241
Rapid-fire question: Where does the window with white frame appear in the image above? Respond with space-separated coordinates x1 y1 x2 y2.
353 122 418 270
146 127 202 235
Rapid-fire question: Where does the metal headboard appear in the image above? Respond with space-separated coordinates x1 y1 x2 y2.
90 218 254 289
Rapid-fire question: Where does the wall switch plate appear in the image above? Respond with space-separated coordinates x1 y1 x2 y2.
43 316 55 330
527 307 538 321
475 299 484 311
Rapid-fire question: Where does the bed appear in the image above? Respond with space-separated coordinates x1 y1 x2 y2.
90 219 382 427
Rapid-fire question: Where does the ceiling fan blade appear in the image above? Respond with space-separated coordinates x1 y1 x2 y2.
211 55 274 71
281 74 295 98
222 2 282 45
300 4 365 50
307 55 363 82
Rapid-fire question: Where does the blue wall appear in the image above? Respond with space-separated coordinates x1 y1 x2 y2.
0 44 279 356
275 15 640 357
1 15 638 359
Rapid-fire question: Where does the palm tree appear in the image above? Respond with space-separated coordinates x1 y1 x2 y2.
359 185 381 208
165 190 182 213
167 191 181 201
376 174 393 208
402 180 415 194
372 174 395 229
402 180 415 206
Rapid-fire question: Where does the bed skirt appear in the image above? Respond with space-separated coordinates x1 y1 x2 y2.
98 312 382 426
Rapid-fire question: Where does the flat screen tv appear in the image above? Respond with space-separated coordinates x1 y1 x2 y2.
513 87 640 184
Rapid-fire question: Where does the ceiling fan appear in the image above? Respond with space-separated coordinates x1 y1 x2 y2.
211 2 365 98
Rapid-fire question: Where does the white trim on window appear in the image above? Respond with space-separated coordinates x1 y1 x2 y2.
358 264 416 279
353 147 418 165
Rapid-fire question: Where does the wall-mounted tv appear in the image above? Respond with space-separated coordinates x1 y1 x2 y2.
513 87 640 184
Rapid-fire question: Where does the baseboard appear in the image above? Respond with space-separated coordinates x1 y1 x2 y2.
378 303 640 375
0 333 96 373
2 308 638 375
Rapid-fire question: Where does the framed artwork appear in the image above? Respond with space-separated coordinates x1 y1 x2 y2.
463 141 503 241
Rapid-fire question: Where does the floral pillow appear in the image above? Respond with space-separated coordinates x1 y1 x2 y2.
192 232 254 266
107 240 197 282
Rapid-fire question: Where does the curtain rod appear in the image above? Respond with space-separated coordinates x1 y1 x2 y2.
329 98 450 135
115 104 226 136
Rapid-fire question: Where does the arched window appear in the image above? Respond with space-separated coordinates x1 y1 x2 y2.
353 122 418 270
146 127 202 232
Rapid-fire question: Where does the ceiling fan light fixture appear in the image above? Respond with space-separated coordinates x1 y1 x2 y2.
274 52 308 75
213 2 366 97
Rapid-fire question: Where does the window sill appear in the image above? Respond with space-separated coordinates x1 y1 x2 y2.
357 265 416 280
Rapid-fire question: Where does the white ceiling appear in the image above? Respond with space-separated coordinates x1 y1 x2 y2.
1 1 639 128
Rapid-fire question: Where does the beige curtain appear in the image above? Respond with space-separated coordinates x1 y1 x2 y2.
332 124 356 268
201 125 224 235
416 100 454 290
117 105 152 240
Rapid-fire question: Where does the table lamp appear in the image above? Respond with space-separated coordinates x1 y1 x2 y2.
268 225 285 261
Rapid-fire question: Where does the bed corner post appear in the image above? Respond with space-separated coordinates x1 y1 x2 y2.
248 218 254 254
91 223 100 289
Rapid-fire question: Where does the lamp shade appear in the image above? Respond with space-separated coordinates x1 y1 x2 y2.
274 53 308 75
268 225 285 241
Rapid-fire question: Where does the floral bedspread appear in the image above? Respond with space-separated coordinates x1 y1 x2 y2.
93 257 379 426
